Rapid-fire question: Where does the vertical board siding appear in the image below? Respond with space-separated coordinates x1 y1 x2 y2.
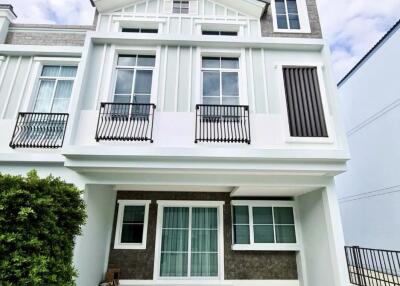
283 67 328 137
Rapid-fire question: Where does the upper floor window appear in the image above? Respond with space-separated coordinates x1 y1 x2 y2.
114 55 155 104
33 65 77 113
173 0 189 14
202 30 238 36
275 0 300 30
122 28 158 34
202 57 239 105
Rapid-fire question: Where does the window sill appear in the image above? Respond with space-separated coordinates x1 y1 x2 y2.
114 243 147 250
273 29 311 34
232 244 300 251
285 136 334 144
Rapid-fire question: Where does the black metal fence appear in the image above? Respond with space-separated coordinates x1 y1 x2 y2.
95 102 156 142
9 112 69 149
345 246 400 286
195 104 251 144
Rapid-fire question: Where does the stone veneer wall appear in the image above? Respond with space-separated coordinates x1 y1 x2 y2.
261 0 323 38
108 191 298 280
5 24 95 46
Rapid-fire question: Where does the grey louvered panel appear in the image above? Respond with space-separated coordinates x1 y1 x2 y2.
283 67 328 138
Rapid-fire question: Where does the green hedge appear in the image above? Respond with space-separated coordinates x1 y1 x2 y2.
0 171 86 286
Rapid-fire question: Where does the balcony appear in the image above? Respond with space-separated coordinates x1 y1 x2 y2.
95 102 156 143
9 112 69 149
195 104 251 144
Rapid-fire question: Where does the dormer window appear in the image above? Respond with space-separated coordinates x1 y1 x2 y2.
173 0 189 14
275 0 300 30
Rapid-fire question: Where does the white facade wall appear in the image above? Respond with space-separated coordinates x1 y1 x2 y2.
336 24 400 250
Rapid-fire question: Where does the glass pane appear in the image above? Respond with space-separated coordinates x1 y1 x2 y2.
134 94 151 104
192 208 217 229
202 31 220 35
277 15 288 29
202 57 220 68
222 97 239 105
134 70 153 94
222 72 239 96
137 55 156 67
203 72 220 97
221 58 239 69
203 97 220 105
274 207 295 224
121 224 144 243
122 28 140 33
287 0 298 13
60 66 77 77
114 95 131 103
173 7 181 13
275 0 286 14
123 206 145 223
191 253 218 277
34 80 55 112
253 207 273 224
289 14 300 29
163 207 189 228
181 1 189 8
118 55 136 66
221 31 238 36
115 70 134 94
41 66 60 77
160 253 188 277
181 7 189 14
191 230 218 252
233 225 250 244
275 225 296 243
254 225 274 243
233 206 249 224
162 229 189 251
54 81 73 99
52 98 70 113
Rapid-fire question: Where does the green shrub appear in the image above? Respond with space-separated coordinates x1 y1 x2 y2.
0 171 86 286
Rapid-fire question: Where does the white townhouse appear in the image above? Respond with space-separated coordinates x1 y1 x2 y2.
0 1 350 286
336 19 400 251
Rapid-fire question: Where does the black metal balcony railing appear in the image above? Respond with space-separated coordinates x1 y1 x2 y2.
9 112 69 149
195 104 251 144
345 246 400 286
95 102 156 143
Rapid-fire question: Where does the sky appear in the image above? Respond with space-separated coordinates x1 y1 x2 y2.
6 0 400 82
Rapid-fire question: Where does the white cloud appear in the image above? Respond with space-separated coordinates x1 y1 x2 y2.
7 0 400 82
317 0 400 81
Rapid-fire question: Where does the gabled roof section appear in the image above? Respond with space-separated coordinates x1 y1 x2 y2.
338 18 400 87
90 0 268 18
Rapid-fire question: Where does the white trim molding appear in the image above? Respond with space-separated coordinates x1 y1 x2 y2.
114 199 151 250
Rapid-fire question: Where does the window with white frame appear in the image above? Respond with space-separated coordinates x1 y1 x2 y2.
114 200 150 249
121 28 158 33
202 30 238 36
33 65 77 113
232 201 298 250
202 57 240 105
113 55 155 104
274 0 300 30
157 203 223 278
173 0 189 14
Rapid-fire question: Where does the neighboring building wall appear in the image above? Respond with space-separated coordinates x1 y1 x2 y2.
107 191 298 280
5 24 94 46
336 24 400 250
261 0 322 38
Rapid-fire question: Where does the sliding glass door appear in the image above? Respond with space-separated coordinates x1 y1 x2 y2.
159 206 219 278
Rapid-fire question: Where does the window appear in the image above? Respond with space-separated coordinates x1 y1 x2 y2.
173 0 189 14
33 65 77 113
282 66 328 137
275 0 300 30
114 200 150 249
232 201 299 251
157 202 223 279
122 28 158 33
113 55 155 104
202 30 238 36
202 57 239 105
